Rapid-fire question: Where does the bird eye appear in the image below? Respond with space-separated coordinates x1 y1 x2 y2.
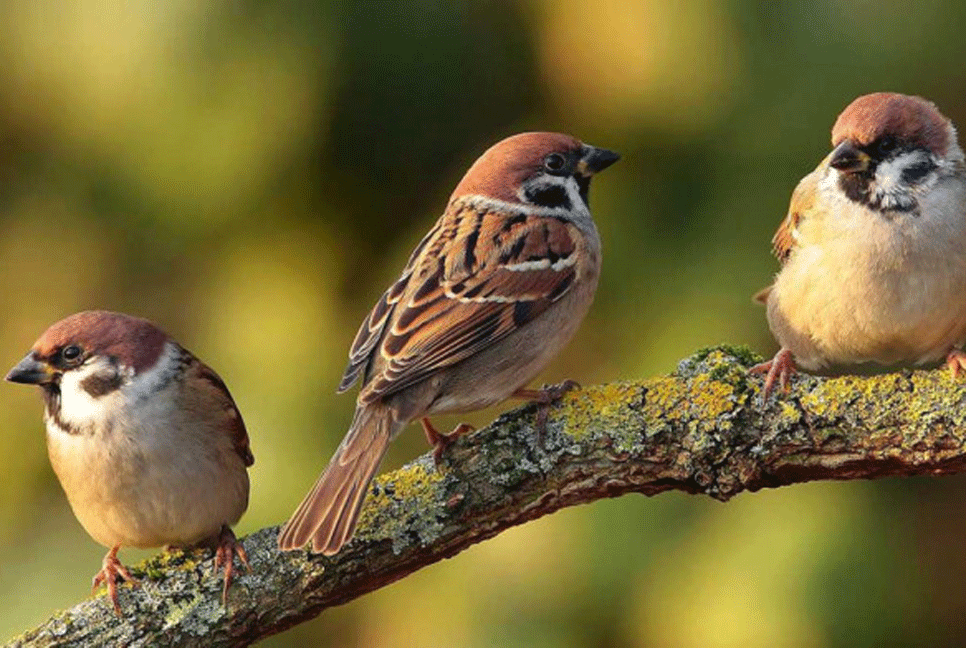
876 136 897 156
61 345 82 362
543 153 567 173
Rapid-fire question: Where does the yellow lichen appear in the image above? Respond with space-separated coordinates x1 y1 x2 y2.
554 350 749 451
640 351 743 434
687 373 738 423
775 400 802 427
640 376 686 427
793 367 966 451
140 548 203 581
357 462 446 530
558 382 641 441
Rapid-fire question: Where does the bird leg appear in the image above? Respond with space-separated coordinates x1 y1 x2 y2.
421 418 476 467
512 379 581 443
947 349 966 377
91 545 139 615
212 525 249 605
749 348 797 399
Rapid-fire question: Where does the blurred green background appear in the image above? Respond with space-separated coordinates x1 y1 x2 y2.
2 1 966 646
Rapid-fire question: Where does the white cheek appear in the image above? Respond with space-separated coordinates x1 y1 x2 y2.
564 176 590 216
51 342 181 436
817 165 837 191
56 363 128 431
874 154 913 193
126 342 181 404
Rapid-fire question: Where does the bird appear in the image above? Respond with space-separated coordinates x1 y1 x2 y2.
5 311 254 614
277 132 619 555
752 92 966 396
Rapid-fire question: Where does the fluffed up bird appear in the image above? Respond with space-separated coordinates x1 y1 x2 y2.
6 311 253 614
278 132 619 555
753 92 966 396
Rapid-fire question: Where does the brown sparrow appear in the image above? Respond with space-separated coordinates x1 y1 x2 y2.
753 92 966 395
278 132 619 555
6 311 253 614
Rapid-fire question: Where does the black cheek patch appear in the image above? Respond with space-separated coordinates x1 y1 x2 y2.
525 184 571 209
576 175 591 206
80 372 123 398
838 172 873 207
901 160 936 184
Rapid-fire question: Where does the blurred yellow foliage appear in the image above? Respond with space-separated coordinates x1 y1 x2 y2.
534 0 744 133
0 0 963 646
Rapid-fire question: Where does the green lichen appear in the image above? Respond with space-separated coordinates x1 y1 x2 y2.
692 344 761 367
139 548 204 581
161 593 203 631
809 426 846 444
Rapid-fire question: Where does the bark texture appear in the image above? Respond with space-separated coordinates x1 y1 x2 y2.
10 346 966 647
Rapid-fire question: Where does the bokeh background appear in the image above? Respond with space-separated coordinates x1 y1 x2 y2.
2 1 966 646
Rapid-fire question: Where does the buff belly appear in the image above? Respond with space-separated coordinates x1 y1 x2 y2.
45 417 248 549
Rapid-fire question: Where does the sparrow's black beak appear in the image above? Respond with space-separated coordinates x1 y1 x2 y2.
829 140 871 174
5 354 54 385
579 145 621 175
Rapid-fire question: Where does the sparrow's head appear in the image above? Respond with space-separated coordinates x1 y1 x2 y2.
6 311 169 406
828 92 963 212
451 132 620 213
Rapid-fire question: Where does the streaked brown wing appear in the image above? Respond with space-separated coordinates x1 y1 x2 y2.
773 166 822 265
338 220 443 393
355 200 583 404
771 212 799 264
192 359 254 467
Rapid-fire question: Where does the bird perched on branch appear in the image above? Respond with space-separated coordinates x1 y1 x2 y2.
278 132 619 555
753 92 966 396
6 311 253 614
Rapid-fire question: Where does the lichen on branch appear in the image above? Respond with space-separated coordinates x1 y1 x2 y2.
10 346 966 647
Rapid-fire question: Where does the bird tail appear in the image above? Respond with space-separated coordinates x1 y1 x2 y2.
277 402 401 554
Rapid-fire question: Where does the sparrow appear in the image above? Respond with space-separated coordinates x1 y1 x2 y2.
6 311 254 614
278 132 619 555
753 92 966 395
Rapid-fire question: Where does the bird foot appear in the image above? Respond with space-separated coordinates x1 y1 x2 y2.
947 350 966 378
513 379 581 443
421 419 476 467
91 545 139 615
749 349 797 400
212 525 249 605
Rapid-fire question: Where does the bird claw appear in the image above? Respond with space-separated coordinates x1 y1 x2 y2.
947 350 966 378
421 418 476 468
212 525 249 606
513 379 581 444
91 545 139 616
749 349 797 400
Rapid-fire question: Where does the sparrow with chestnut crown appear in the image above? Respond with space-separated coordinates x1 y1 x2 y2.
278 132 619 555
753 92 966 395
6 311 253 614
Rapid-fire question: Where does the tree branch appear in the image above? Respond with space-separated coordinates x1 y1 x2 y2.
11 346 966 647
